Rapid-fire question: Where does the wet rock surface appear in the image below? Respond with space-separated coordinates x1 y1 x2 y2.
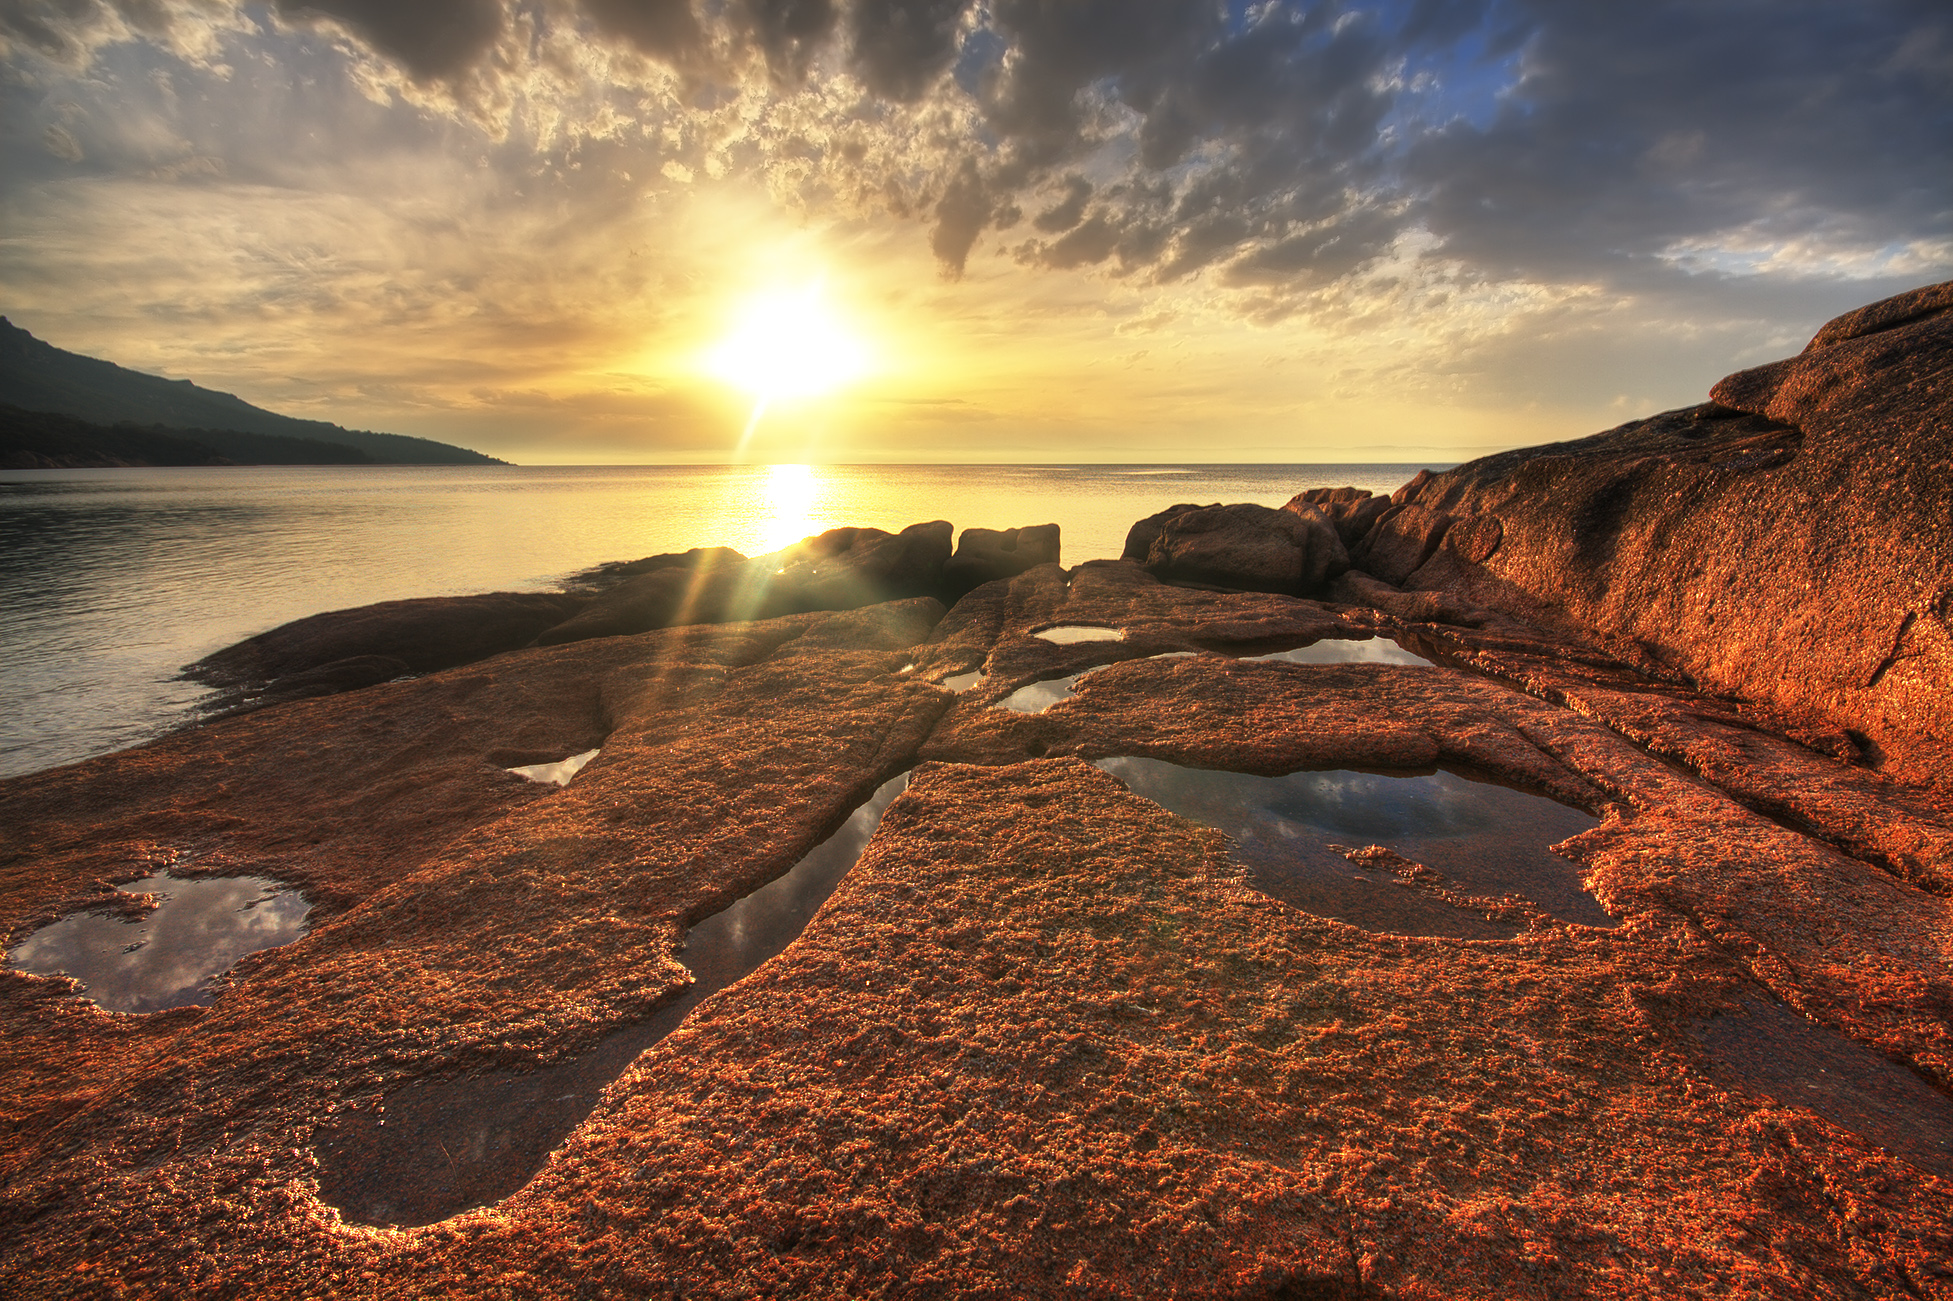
5 285 1953 1298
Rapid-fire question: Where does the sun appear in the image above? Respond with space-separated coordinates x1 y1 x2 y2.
707 282 870 403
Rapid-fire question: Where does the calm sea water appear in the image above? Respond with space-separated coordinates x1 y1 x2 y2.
0 463 1430 778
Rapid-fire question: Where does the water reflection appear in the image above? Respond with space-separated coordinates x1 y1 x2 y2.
8 870 311 1012
941 670 984 692
2 464 1425 777
998 673 1087 714
996 652 1195 714
316 771 911 1227
1096 757 1607 934
1694 999 1953 1179
505 748 599 786
1243 637 1433 667
1035 625 1124 644
757 464 819 553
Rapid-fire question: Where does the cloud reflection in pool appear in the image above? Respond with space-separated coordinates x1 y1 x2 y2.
1096 757 1607 935
8 870 311 1013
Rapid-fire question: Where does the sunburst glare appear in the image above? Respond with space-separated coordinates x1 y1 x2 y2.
708 282 870 455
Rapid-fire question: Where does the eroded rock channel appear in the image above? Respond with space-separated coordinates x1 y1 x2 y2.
315 771 911 1227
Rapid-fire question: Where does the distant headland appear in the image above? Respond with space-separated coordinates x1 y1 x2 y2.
0 318 505 468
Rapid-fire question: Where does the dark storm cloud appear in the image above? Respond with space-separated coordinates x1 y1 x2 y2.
1404 0 1953 282
845 0 966 101
927 1 1411 276
939 0 1950 287
273 0 505 83
6 0 1946 298
580 0 704 63
736 0 838 86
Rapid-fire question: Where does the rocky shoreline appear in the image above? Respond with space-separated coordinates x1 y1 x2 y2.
2 283 1949 1298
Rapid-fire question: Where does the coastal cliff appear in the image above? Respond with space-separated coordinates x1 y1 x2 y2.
2 284 1950 1299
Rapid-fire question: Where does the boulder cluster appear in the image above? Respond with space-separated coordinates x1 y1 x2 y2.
188 520 1061 708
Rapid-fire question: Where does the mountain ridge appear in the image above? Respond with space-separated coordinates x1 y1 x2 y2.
0 317 506 465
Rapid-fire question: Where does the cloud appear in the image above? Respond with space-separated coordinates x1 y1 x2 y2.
8 1 1946 309
271 1 506 83
1 0 1949 462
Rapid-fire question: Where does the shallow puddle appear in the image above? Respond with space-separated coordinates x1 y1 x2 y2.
941 670 985 692
997 653 1195 714
1243 636 1433 667
998 673 1088 714
1694 998 1953 1179
1034 625 1124 644
506 748 600 786
1096 757 1607 936
315 771 911 1228
7 871 311 1013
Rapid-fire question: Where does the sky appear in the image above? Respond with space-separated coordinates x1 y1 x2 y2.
1 1 1948 465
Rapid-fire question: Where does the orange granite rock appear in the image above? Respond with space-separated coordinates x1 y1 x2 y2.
3 554 1950 1297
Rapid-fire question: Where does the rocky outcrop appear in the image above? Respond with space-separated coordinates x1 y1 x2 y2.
535 521 954 647
8 283 1953 1300
1124 501 1349 594
6 560 1952 1298
1284 485 1392 547
186 591 591 692
942 523 1060 594
1378 280 1953 792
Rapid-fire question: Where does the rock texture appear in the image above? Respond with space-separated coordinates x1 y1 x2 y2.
1284 486 1391 547
1360 280 1953 794
942 523 1061 594
1126 501 1349 595
6 544 1953 1297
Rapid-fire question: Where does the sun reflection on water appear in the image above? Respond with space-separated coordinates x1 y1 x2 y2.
759 464 821 553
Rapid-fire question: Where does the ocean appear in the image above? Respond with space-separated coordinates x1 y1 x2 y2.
0 462 1433 778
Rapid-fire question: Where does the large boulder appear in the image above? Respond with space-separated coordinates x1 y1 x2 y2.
1284 487 1392 547
186 591 591 689
562 546 749 594
1394 279 1953 792
1136 501 1349 595
943 524 1060 595
1121 503 1209 562
1349 502 1457 585
535 521 954 647
767 520 954 614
